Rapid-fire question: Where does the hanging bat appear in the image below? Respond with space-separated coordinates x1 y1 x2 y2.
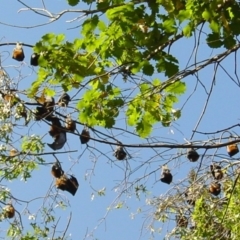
15 103 29 125
30 53 39 66
80 128 90 144
48 116 67 150
48 131 67 150
35 106 53 121
19 108 27 121
34 96 55 121
209 182 221 196
3 204 15 219
227 143 239 157
35 95 55 110
0 91 20 108
114 145 126 160
176 215 188 228
12 42 25 61
35 106 48 121
160 165 172 184
49 116 62 137
185 192 195 206
210 164 223 180
51 162 64 178
55 174 68 191
65 115 76 132
9 149 18 157
55 174 79 196
187 148 199 162
43 96 55 112
57 93 71 107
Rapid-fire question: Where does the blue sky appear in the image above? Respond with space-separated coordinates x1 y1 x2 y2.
0 1 240 240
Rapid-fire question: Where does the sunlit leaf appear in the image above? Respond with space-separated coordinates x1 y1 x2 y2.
165 81 186 94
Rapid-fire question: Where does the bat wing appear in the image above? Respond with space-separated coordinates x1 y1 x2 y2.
65 175 79 196
48 132 67 150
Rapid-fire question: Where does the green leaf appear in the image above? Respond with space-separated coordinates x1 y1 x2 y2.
82 15 99 36
131 62 142 74
21 136 44 153
136 114 153 138
165 81 186 94
156 55 179 77
183 24 192 37
229 21 240 35
44 88 55 97
165 61 179 77
55 34 65 44
97 1 110 9
140 83 150 93
126 105 141 126
161 0 174 12
142 63 154 76
67 0 80 6
162 19 176 33
206 33 223 48
98 20 107 31
202 10 211 21
37 55 48 67
106 4 134 20
104 115 115 128
223 36 236 49
210 20 220 33
83 0 94 3
41 33 55 43
152 79 161 86
178 10 191 23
